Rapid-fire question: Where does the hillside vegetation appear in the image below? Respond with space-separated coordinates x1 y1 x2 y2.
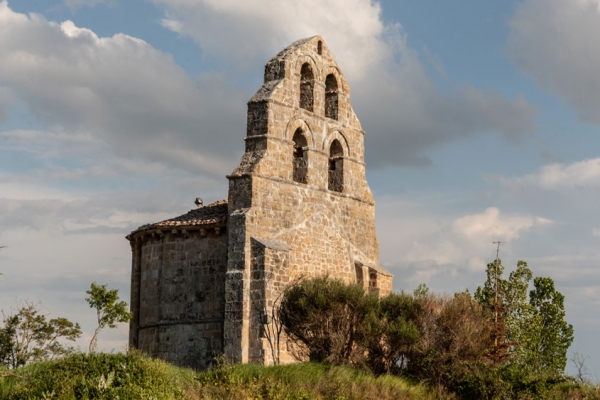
0 351 441 400
1 261 599 398
274 272 599 399
1 351 597 399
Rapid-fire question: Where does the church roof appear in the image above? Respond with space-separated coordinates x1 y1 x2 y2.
126 200 228 240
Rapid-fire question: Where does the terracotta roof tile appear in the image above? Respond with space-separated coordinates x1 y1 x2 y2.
127 200 228 239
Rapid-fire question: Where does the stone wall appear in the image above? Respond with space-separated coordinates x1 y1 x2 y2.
224 36 393 365
130 228 227 369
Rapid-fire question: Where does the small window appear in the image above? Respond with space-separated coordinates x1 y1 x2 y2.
317 41 323 55
292 128 308 184
369 269 378 289
328 139 343 192
300 63 314 112
355 262 364 285
325 74 338 120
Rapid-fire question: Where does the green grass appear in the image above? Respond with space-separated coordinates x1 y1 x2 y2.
1 352 597 399
0 351 197 399
0 352 442 400
194 362 442 400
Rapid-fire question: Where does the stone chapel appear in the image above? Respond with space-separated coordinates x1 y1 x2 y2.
126 36 393 369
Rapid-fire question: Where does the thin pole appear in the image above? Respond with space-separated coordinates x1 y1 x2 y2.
492 241 504 351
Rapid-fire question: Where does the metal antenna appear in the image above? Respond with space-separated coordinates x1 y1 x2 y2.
492 241 504 350
493 241 504 262
492 241 504 305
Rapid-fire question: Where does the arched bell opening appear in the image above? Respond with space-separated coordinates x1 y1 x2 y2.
292 128 308 184
325 74 339 120
300 63 314 112
328 139 344 192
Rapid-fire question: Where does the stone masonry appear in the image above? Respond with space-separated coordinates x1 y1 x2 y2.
127 36 393 369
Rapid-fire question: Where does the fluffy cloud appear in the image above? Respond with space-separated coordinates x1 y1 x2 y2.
453 207 551 242
501 158 600 190
375 195 552 289
153 0 537 167
0 2 244 176
0 1 537 171
154 0 386 80
507 0 600 124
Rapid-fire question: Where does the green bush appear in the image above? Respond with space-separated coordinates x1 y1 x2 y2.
404 292 494 387
278 276 600 400
0 352 444 400
360 292 420 374
0 351 195 399
279 276 371 363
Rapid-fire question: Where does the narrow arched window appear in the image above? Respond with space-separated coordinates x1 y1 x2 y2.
292 128 308 184
317 41 323 55
300 63 314 112
328 139 343 192
325 74 338 120
355 262 364 286
369 268 379 293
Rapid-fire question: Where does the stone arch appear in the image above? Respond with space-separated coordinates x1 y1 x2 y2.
286 119 315 148
322 130 350 158
321 65 346 95
325 74 339 120
299 63 315 112
292 128 308 184
295 56 320 80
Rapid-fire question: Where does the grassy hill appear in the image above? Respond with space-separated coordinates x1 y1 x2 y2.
1 351 598 399
0 351 444 400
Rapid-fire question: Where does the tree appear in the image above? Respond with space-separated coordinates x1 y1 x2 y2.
85 283 131 353
526 276 574 375
474 258 512 364
0 301 81 368
475 259 574 376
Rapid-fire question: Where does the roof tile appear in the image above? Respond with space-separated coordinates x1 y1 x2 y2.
127 200 228 239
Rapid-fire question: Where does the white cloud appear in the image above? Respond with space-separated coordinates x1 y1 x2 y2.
0 128 204 190
405 239 462 266
0 2 243 176
154 0 386 80
0 181 79 201
153 0 537 167
507 0 600 124
376 194 555 292
452 207 549 242
501 158 600 190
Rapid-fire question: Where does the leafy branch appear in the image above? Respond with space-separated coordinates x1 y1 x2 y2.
85 283 131 354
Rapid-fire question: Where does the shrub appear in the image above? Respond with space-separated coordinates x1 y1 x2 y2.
360 292 420 374
0 350 195 399
402 292 494 386
278 276 370 363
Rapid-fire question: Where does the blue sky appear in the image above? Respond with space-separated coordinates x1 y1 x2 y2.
1 0 599 377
